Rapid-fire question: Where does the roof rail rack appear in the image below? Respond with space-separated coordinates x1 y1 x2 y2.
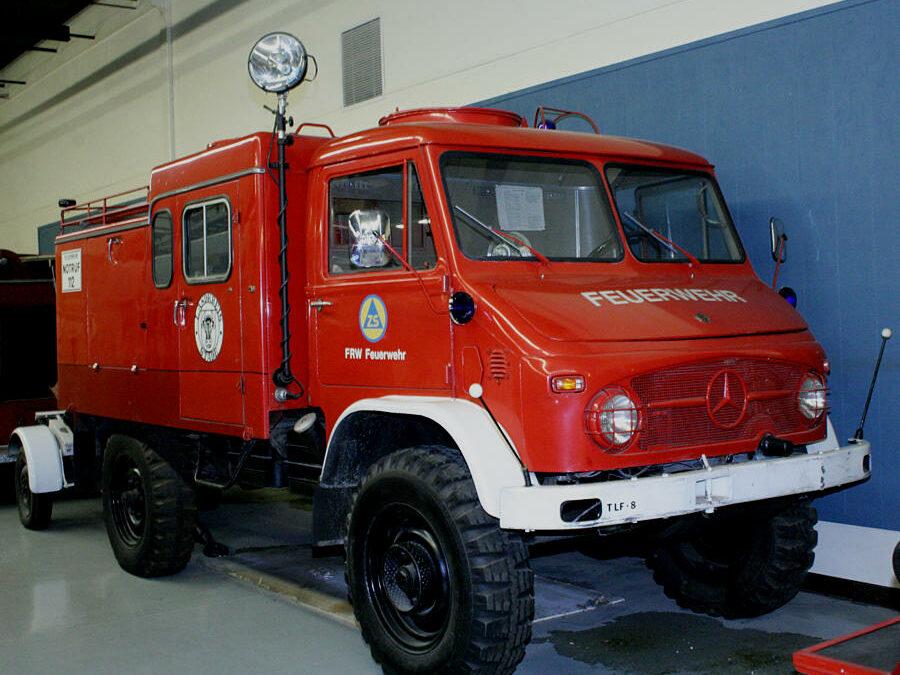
533 106 600 134
59 186 149 233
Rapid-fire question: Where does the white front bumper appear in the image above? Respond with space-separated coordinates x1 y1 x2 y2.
498 440 870 531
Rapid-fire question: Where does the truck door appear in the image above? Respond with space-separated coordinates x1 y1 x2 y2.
175 191 245 426
310 159 450 392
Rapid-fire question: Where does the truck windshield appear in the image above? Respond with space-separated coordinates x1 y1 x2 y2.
605 165 744 263
441 153 623 262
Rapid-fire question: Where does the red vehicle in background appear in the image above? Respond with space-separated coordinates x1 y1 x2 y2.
7 34 872 674
0 251 56 500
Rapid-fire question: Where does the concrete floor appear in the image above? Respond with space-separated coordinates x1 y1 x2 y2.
1 488 895 674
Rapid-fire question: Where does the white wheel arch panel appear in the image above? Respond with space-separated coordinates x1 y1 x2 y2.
325 396 527 518
10 425 65 494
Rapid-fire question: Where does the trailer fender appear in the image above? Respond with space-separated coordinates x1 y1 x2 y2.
9 425 66 494
322 396 527 518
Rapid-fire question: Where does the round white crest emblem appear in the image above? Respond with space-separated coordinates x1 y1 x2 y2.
194 292 224 362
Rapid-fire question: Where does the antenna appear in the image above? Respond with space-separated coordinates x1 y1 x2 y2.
852 327 892 442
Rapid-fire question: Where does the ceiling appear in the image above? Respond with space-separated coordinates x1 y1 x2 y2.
0 1 97 73
0 0 143 100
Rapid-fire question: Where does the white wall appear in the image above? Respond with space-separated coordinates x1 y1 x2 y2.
0 0 840 252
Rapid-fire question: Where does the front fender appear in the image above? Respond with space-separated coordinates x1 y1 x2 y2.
324 396 527 518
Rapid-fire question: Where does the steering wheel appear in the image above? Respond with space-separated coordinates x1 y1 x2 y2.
587 237 619 260
487 231 532 258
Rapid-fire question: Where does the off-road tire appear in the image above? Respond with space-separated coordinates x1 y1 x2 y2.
648 500 817 618
102 434 196 577
15 452 53 530
346 446 534 674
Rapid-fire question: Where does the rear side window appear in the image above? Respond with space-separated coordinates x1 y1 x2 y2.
183 199 231 282
151 211 173 288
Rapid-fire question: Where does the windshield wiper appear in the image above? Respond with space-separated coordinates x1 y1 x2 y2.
622 212 700 267
453 205 550 266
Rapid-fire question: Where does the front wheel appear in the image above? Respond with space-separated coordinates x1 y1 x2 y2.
648 500 817 618
102 434 196 577
346 446 534 674
15 452 53 530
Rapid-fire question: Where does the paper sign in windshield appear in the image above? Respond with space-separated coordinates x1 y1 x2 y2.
496 185 546 232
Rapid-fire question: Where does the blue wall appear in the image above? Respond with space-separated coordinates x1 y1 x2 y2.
480 0 898 531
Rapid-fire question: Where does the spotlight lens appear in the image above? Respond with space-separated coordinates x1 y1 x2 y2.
248 33 308 93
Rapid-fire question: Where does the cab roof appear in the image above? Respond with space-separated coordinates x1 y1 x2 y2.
309 118 712 170
149 107 714 198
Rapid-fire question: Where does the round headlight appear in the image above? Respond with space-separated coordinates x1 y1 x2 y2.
798 374 826 420
248 33 308 93
585 387 640 452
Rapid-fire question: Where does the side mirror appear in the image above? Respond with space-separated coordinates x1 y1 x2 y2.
348 208 391 268
769 217 787 263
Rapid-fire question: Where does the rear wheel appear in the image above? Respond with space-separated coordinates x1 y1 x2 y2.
346 446 534 674
102 434 196 577
15 452 53 530
648 500 817 618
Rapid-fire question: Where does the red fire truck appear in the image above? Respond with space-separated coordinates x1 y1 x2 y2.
8 34 871 674
0 250 56 501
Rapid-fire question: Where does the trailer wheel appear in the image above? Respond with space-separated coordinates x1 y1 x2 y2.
346 446 533 674
102 434 196 577
648 500 817 618
15 453 53 530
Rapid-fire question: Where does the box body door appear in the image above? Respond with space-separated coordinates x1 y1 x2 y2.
175 188 245 426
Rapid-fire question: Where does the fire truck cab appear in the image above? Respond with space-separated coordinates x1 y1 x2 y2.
10 34 871 675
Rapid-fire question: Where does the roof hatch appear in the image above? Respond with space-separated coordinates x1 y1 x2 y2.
378 107 527 128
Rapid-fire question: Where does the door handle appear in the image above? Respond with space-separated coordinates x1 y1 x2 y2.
107 236 122 264
173 298 193 326
310 299 333 311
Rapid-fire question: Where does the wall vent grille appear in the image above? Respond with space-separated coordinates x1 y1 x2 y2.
341 18 383 107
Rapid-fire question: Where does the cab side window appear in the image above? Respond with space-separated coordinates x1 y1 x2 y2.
329 166 404 275
183 199 231 282
151 211 173 288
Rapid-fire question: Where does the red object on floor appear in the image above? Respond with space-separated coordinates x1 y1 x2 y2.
793 616 900 675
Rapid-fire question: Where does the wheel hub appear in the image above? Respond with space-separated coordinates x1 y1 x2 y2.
363 500 453 652
110 458 146 546
121 469 145 530
382 541 435 613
